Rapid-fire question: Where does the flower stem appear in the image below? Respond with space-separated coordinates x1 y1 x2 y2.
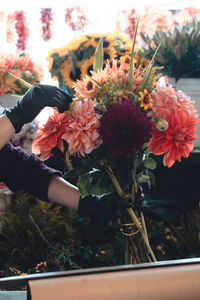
127 208 142 231
107 164 157 262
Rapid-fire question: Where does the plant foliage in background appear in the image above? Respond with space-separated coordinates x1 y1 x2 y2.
0 191 123 276
140 17 200 81
1 191 200 279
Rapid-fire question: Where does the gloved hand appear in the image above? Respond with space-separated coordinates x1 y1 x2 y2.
4 83 72 133
78 193 127 223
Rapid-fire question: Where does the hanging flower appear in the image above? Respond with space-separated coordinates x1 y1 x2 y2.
6 13 15 43
40 8 54 42
99 101 152 156
65 7 90 31
32 110 71 160
62 99 102 156
13 10 29 51
0 12 4 22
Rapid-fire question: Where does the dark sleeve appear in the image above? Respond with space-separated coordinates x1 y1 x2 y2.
0 142 62 201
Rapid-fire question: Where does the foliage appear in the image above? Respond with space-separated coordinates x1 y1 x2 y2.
1 190 200 277
0 191 124 275
140 17 200 81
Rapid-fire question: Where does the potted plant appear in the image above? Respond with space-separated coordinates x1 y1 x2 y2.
139 16 200 147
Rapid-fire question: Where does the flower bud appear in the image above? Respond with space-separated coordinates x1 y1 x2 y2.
155 119 168 131
94 104 106 115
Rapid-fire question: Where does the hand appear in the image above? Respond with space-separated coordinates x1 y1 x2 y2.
78 193 127 222
4 83 72 133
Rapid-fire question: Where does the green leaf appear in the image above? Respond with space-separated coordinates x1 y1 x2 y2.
77 169 115 197
128 17 140 91
143 157 157 170
138 174 150 184
77 174 91 197
93 36 104 72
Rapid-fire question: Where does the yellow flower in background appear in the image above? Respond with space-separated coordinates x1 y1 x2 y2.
60 59 82 89
103 46 117 63
82 37 99 50
81 55 95 77
134 53 149 68
47 32 133 91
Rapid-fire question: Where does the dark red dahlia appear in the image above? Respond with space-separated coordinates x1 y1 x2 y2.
99 101 152 156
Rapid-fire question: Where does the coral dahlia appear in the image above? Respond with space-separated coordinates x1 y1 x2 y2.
32 110 71 160
148 107 199 167
62 99 102 156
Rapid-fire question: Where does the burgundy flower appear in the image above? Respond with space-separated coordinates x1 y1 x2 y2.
99 101 152 156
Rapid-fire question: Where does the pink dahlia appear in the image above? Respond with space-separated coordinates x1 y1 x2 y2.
99 101 152 156
62 99 102 156
32 110 71 160
148 107 199 167
151 84 198 117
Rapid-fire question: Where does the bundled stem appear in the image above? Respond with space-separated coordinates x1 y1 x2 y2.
106 165 157 263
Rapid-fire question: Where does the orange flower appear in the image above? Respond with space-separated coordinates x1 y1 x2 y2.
139 89 152 110
62 99 102 156
32 110 71 160
148 107 199 167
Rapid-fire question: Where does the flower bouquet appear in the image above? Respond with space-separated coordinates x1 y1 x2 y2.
32 23 199 264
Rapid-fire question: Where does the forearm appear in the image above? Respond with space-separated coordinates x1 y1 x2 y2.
47 176 80 210
0 142 62 201
0 115 15 149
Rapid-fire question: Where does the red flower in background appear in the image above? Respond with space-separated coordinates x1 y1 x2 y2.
14 11 29 51
40 8 54 42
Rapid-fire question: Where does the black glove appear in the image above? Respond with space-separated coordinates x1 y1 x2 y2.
78 193 127 223
4 83 72 133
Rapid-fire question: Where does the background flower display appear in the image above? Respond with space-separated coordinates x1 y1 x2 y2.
64 7 90 31
117 7 200 43
33 32 200 264
10 120 39 155
46 32 133 94
13 10 29 51
139 17 200 81
0 52 44 97
40 8 54 42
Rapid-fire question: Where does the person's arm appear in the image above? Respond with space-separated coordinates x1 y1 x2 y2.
0 115 15 150
47 176 80 210
0 143 124 222
0 84 72 148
